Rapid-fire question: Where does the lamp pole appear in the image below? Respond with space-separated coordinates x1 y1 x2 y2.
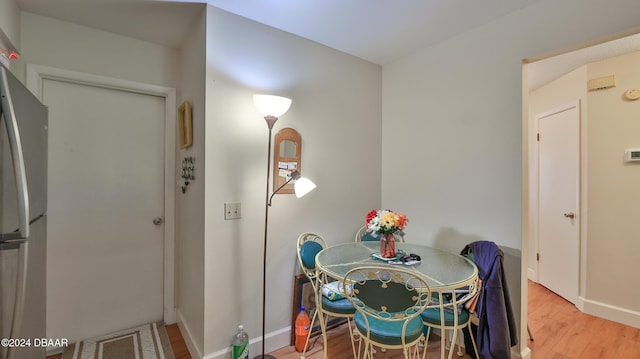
253 95 314 359
257 115 278 359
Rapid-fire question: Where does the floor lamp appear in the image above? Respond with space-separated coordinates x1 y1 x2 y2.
253 94 317 359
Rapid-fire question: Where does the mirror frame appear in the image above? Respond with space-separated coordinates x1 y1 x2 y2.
178 100 193 149
273 127 301 194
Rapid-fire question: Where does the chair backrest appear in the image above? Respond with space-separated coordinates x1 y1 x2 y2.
343 266 430 339
296 232 327 280
354 225 405 242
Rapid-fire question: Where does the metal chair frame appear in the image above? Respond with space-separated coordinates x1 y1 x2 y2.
343 266 431 359
296 232 357 359
422 275 480 359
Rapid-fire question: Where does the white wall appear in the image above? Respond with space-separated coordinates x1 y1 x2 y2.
176 6 207 358
583 51 640 324
0 0 20 64
17 12 179 87
201 6 381 357
382 0 640 356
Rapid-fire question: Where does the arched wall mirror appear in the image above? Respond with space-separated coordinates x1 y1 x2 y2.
273 128 302 194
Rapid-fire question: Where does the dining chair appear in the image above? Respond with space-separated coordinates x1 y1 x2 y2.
343 266 431 359
296 232 357 359
420 276 480 359
354 225 405 242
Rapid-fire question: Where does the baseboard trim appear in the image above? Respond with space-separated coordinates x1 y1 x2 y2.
579 296 640 328
204 326 292 359
177 310 204 359
527 268 536 281
514 346 531 359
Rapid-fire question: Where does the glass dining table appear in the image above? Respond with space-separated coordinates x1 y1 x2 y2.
315 241 478 291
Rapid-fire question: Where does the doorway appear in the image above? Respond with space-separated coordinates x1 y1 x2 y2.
524 31 640 328
26 65 176 347
535 102 579 304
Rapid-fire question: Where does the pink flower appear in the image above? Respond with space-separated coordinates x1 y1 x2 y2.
397 213 409 229
364 209 409 235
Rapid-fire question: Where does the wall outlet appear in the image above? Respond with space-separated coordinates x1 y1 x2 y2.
224 202 241 220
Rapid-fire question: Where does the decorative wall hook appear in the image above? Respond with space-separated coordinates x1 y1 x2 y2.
181 156 195 193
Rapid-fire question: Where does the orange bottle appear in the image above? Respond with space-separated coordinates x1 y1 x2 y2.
294 306 311 352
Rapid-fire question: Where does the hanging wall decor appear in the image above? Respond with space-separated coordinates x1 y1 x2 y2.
178 100 193 149
273 128 302 194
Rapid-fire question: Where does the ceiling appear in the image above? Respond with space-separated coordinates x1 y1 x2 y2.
14 0 640 90
17 0 544 65
528 32 640 91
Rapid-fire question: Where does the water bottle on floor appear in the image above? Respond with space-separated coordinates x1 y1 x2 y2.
232 325 249 359
294 306 311 352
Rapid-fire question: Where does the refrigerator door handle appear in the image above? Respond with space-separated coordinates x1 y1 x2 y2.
0 67 30 240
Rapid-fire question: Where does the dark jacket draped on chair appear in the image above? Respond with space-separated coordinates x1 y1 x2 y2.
461 241 518 359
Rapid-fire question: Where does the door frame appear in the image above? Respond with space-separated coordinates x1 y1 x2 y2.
534 101 581 304
25 64 177 324
529 99 586 310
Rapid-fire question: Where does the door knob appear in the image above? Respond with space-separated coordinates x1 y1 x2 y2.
563 212 576 219
153 217 163 225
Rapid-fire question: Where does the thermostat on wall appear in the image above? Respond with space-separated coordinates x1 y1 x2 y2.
624 149 640 162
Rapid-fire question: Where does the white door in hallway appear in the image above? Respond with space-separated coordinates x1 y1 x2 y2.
43 78 165 343
537 101 579 304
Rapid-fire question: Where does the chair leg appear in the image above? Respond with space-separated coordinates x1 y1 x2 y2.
423 334 429 359
466 325 479 359
405 343 420 359
455 329 464 357
422 327 432 359
362 341 374 359
300 309 318 359
355 330 365 359
346 318 359 359
440 328 446 359
448 328 458 359
317 312 329 359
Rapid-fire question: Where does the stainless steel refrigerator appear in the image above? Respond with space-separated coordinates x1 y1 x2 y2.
0 64 47 359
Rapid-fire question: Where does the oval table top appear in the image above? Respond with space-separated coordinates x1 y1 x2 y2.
315 241 478 291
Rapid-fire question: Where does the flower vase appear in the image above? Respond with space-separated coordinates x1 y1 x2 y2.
380 233 396 258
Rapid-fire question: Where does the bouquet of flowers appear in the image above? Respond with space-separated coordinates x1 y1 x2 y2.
365 209 409 235
365 209 408 258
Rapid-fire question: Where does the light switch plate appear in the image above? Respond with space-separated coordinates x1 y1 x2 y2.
224 202 241 220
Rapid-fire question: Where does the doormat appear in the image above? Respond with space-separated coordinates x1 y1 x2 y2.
62 321 175 359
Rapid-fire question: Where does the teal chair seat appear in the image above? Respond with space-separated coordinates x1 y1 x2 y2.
354 311 424 346
321 295 356 315
421 306 470 326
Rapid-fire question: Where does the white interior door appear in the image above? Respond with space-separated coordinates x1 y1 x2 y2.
537 101 579 304
42 78 166 343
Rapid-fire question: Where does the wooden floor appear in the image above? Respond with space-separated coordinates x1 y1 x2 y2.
527 281 640 358
48 281 640 358
271 324 473 359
